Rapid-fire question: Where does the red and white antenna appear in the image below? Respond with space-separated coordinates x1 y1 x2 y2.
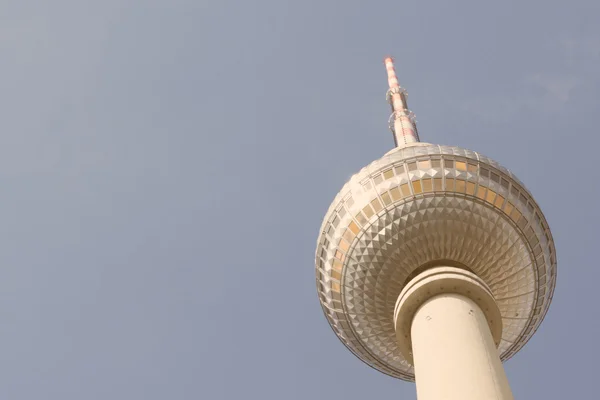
384 56 419 146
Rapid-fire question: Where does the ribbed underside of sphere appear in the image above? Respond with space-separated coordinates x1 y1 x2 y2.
315 143 556 381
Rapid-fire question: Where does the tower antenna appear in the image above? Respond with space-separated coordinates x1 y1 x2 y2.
384 56 420 146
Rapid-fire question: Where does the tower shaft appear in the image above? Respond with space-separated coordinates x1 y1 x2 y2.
394 267 514 400
412 294 513 400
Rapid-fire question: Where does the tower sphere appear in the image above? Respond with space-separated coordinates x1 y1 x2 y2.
315 142 557 381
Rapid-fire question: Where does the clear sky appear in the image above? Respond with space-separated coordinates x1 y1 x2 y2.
0 0 598 398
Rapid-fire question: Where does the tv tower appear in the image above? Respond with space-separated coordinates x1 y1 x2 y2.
315 57 556 400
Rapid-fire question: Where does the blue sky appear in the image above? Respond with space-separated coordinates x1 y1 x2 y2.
0 0 598 398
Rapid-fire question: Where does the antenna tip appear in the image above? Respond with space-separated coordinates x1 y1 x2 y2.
384 56 394 64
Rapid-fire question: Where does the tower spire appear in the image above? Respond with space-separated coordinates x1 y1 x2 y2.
384 56 420 146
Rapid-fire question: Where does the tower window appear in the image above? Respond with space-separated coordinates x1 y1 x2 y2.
494 194 505 208
423 179 433 192
466 182 476 195
491 172 500 183
413 180 423 194
486 189 497 204
477 186 487 199
400 183 411 196
446 179 456 191
381 191 392 205
371 198 383 212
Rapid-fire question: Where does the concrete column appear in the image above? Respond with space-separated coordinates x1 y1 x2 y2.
394 267 513 400
412 293 512 400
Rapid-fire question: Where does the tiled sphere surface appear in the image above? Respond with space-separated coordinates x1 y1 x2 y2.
315 143 557 381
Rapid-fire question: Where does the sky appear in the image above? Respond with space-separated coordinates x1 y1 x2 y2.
0 0 598 398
